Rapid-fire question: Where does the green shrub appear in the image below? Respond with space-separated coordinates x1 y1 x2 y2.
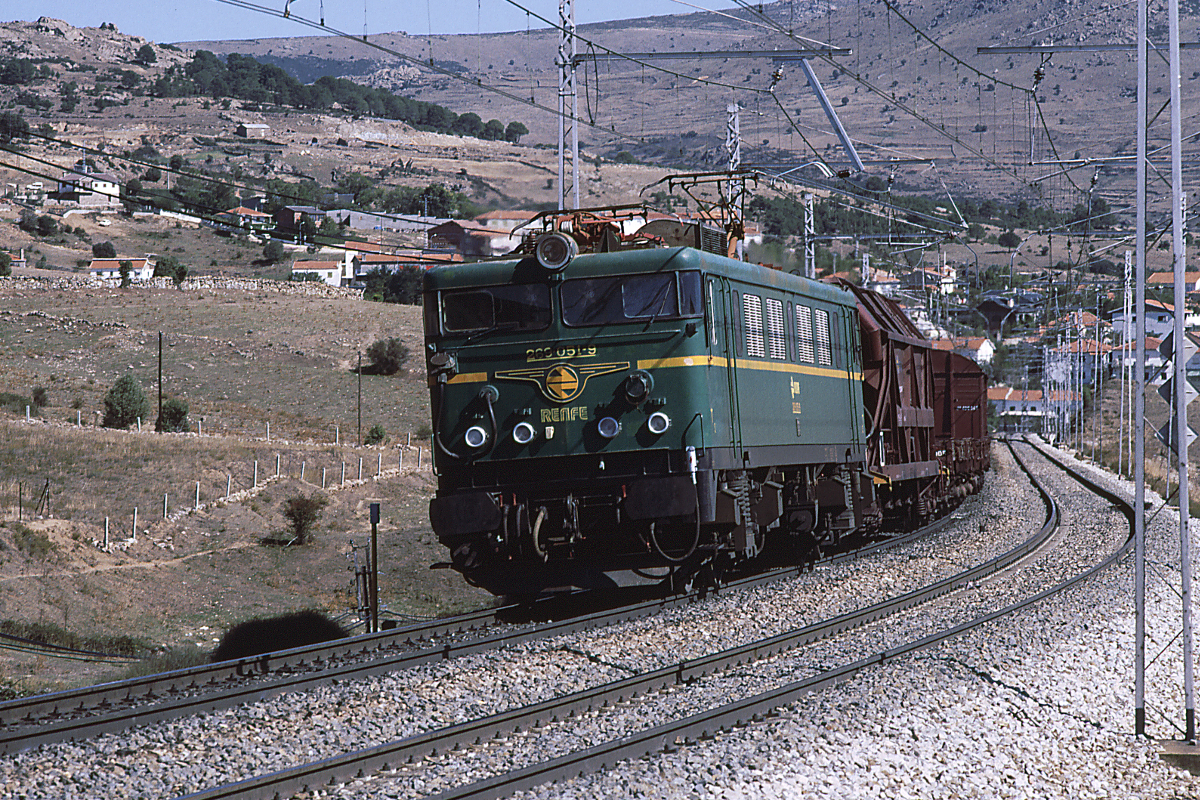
364 424 386 446
9 524 55 559
156 397 189 432
262 240 285 263
0 393 36 416
103 374 148 428
282 493 328 545
367 337 409 375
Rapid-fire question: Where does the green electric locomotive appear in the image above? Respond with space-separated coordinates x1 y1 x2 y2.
423 212 897 596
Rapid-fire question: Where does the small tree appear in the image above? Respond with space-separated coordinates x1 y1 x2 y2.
0 251 10 277
504 121 529 144
283 493 329 545
263 240 285 263
103 374 149 428
364 424 386 446
367 338 410 375
118 259 133 288
93 241 116 259
36 215 58 237
135 44 157 65
31 387 48 407
155 397 189 432
154 254 188 287
998 230 1022 250
0 110 29 145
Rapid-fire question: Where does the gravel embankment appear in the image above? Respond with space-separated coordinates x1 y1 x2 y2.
499 439 1199 800
5 440 1178 800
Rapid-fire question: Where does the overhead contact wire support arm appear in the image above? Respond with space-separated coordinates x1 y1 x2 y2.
793 57 865 173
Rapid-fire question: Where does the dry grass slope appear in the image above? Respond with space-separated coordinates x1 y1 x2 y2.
0 278 492 696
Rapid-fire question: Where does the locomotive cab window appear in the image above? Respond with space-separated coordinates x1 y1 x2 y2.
561 271 702 326
441 284 552 334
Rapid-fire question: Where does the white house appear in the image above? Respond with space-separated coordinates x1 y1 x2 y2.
58 164 120 207
291 252 355 287
89 258 154 282
1112 299 1179 339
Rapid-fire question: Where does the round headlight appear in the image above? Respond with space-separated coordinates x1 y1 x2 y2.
624 370 653 404
647 411 671 435
534 232 578 271
464 425 489 449
512 421 536 445
597 416 622 439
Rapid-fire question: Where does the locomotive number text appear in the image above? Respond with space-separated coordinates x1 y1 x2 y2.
527 346 598 362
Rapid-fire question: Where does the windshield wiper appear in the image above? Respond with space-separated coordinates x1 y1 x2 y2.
463 320 523 344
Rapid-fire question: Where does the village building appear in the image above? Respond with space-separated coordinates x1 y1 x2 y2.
89 258 154 282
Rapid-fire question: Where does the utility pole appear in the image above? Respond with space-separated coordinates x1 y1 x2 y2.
556 0 578 210
1167 0 1195 740
157 331 162 429
369 502 380 633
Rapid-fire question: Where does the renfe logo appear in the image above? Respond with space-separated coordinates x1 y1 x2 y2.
495 362 630 403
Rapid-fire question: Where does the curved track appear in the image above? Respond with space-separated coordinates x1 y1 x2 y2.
165 437 1122 800
0 486 960 756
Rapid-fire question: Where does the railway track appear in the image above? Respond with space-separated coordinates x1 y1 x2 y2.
160 436 1121 800
0 488 956 756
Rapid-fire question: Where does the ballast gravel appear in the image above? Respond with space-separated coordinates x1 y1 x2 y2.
2 439 1195 799
504 439 1200 800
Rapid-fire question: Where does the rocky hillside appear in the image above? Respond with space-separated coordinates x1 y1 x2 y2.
1 1 1196 215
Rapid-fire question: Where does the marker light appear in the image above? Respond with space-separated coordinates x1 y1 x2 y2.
647 411 671 435
512 421 537 445
464 425 489 449
597 416 622 439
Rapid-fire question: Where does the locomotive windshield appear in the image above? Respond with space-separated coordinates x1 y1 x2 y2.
561 271 702 327
441 284 552 334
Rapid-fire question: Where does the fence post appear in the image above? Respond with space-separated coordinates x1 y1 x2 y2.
301 460 306 482
321 467 326 489
163 493 168 519
77 410 81 426
358 457 363 481
340 462 345 485
137 417 142 433
253 460 258 488
266 422 270 442
195 481 200 510
335 425 339 445
418 447 423 469
276 453 280 477
399 450 404 471
377 452 382 476
226 475 231 498
132 507 138 542
104 517 109 550
25 405 29 420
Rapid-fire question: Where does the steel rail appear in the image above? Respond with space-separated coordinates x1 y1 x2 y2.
176 440 1069 800
427 438 1134 800
0 483 960 754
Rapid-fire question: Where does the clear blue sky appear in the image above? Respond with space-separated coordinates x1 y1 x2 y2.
4 0 700 43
